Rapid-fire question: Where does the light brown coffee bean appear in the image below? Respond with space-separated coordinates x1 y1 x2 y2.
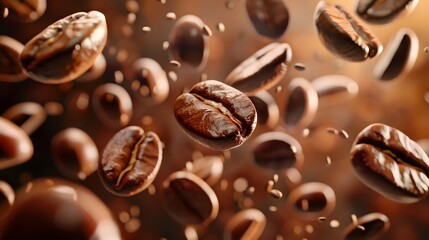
245 0 289 38
342 213 390 240
185 155 224 187
311 75 359 107
224 208 266 240
356 0 419 24
2 102 46 135
0 35 26 82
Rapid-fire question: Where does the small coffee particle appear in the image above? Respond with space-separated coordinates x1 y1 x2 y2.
351 214 358 225
266 180 274 192
339 129 349 139
326 156 332 166
318 216 327 222
162 41 169 50
294 63 306 71
170 60 181 67
142 26 151 32
233 178 248 193
168 71 177 82
326 127 339 135
301 199 309 211
217 22 225 32
269 206 278 212
270 189 283 199
330 220 340 228
166 12 176 20
357 225 365 231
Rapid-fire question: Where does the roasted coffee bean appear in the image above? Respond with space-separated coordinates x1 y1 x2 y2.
225 42 291 95
76 54 106 83
252 131 304 169
2 102 46 135
351 123 429 203
162 171 219 225
99 126 163 197
51 128 99 180
20 11 107 84
92 83 133 127
311 75 359 107
245 0 289 38
0 178 121 240
249 91 279 129
284 78 318 129
0 116 33 170
0 35 26 82
0 180 14 219
129 58 169 104
342 212 390 240
314 1 382 61
373 28 419 81
168 15 209 69
1 0 46 22
185 155 224 187
174 80 257 151
224 208 266 240
356 0 419 24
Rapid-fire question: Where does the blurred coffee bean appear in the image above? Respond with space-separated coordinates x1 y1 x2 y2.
76 54 106 83
0 35 26 82
186 155 224 187
99 126 163 197
20 11 107 84
314 1 382 61
342 212 390 240
249 90 279 129
224 208 266 240
356 0 419 24
174 80 257 151
311 75 359 107
245 0 289 38
1 0 46 22
2 102 46 135
0 180 14 219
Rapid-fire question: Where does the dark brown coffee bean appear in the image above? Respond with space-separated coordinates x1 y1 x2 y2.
186 155 224 187
311 75 359 107
99 126 163 197
225 42 291 95
0 180 14 219
1 0 46 22
342 212 390 240
51 128 99 180
174 80 257 151
0 116 33 170
314 1 382 61
224 208 266 240
168 15 209 69
76 54 106 83
356 0 418 24
162 171 219 225
20 11 107 84
249 91 279 129
284 78 318 129
92 83 133 127
351 123 429 203
252 131 304 170
128 58 169 104
245 0 289 38
0 35 26 82
2 102 46 135
373 28 419 81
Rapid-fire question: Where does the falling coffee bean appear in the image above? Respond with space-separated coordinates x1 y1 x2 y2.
311 75 359 107
185 155 224 187
1 0 46 22
224 208 266 240
2 102 46 135
249 90 280 129
342 212 390 240
0 35 26 82
356 0 419 24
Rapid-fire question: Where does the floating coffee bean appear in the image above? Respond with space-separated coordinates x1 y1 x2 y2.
0 35 26 82
351 123 429 203
224 208 266 240
373 28 419 81
168 15 209 69
356 0 419 24
185 155 224 187
51 128 99 180
245 0 289 38
0 180 14 219
284 78 318 129
252 131 304 170
249 91 279 129
162 171 219 225
128 58 169 104
225 42 292 95
76 54 106 83
99 126 163 197
20 11 107 84
92 83 133 127
174 80 257 151
314 1 382 61
342 212 390 240
0 116 33 170
311 75 359 107
2 102 46 135
1 0 46 22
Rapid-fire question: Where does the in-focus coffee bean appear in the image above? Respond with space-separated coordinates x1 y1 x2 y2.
224 208 266 240
314 1 382 61
245 0 289 38
0 35 26 82
225 42 292 95
0 180 14 219
174 80 257 151
311 75 359 107
99 126 163 197
249 90 279 129
1 0 46 22
342 212 390 240
350 123 429 203
20 11 107 84
356 0 419 24
185 155 224 187
2 102 46 135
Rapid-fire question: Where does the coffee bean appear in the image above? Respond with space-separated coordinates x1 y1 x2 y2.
20 11 107 84
342 213 390 240
373 28 419 81
99 126 163 197
168 15 209 69
252 131 304 169
1 0 46 22
0 35 26 82
249 91 279 129
162 171 219 225
351 123 429 203
92 83 133 127
311 75 359 107
245 0 289 38
51 128 99 180
225 42 291 95
76 54 106 83
224 208 266 240
0 116 33 170
185 155 224 187
314 1 382 61
174 80 257 151
356 0 418 24
0 180 14 219
284 78 318 129
2 102 46 135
